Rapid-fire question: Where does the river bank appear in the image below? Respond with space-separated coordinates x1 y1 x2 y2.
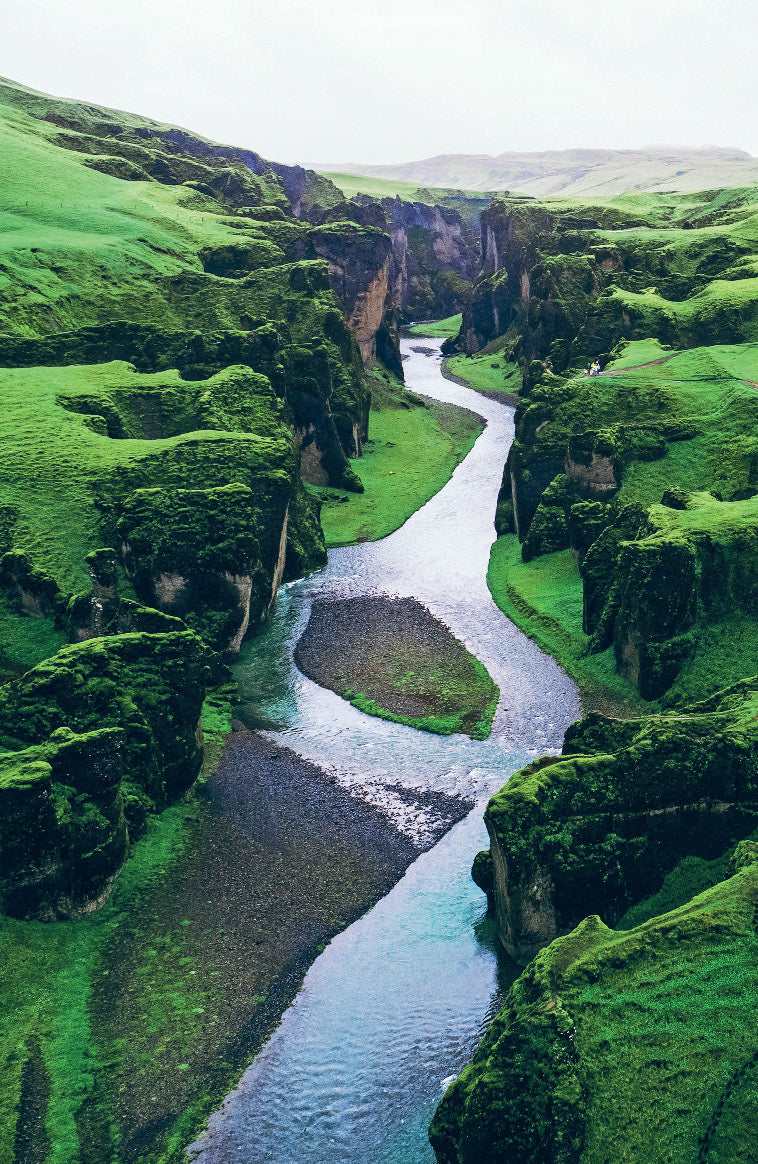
184 338 580 1163
9 726 471 1164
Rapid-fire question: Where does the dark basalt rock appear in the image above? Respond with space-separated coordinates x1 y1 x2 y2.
0 631 209 843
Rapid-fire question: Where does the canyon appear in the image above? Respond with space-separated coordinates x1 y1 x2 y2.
2 69 758 1164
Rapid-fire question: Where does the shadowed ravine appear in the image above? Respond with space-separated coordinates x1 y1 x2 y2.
187 339 581 1163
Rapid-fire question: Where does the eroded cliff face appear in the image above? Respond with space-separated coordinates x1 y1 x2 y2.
301 187 481 333
478 683 758 961
432 863 758 1164
383 198 479 323
451 191 758 368
435 680 758 1162
0 77 408 919
308 223 394 369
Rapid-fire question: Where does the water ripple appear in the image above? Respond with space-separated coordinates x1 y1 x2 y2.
188 340 580 1163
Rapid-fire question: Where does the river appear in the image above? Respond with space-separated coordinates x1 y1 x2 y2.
187 337 580 1163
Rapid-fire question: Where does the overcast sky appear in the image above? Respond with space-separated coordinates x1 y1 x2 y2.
2 0 755 164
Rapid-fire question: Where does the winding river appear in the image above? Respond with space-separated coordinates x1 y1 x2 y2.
188 338 580 1163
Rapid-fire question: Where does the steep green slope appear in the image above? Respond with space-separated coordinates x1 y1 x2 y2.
434 683 758 1161
447 186 758 703
488 338 758 705
433 182 758 1162
432 858 758 1164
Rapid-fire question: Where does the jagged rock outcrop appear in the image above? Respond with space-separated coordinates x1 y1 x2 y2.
434 680 758 1160
475 679 758 961
450 190 758 369
381 197 479 323
307 221 396 371
303 188 480 329
66 548 184 642
0 728 128 921
0 630 209 918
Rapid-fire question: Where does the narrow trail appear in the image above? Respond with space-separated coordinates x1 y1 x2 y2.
599 353 677 376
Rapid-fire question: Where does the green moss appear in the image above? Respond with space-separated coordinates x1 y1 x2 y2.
0 797 193 1164
0 631 209 835
432 867 758 1163
345 653 499 739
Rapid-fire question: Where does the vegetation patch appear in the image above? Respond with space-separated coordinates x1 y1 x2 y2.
294 595 499 738
432 864 758 1164
406 314 462 339
444 350 522 398
317 366 482 546
487 537 646 715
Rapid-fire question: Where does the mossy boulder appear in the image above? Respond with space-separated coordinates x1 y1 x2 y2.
117 483 275 652
0 727 128 920
0 631 209 836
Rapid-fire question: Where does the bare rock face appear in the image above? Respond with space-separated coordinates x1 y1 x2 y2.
67 548 184 642
308 222 396 369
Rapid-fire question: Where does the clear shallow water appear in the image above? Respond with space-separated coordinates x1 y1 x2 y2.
188 340 580 1163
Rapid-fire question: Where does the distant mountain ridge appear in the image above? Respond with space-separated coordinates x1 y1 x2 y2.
315 146 758 197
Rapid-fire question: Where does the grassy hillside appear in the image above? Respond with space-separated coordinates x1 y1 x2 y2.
486 338 758 707
433 853 758 1163
433 173 758 1163
0 73 402 1164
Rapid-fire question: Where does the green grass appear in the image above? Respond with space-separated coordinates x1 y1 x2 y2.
317 171 487 212
405 314 462 338
0 361 292 596
437 862 758 1162
568 874 758 1162
338 631 499 740
318 370 482 546
445 350 521 395
487 537 646 714
490 339 758 708
0 800 192 1164
319 171 443 203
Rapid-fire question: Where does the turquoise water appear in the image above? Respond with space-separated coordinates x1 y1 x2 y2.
188 340 580 1162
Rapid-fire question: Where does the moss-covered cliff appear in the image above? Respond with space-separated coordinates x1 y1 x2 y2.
434 682 758 1161
434 183 758 1161
449 182 758 702
432 860 758 1163
0 71 428 919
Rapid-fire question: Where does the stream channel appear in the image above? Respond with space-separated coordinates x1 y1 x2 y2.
188 338 581 1162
